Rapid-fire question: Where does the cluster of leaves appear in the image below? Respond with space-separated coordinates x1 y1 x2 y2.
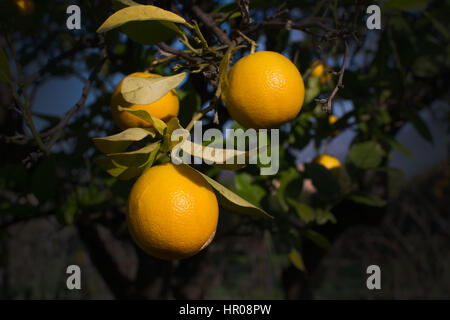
93 2 273 219
1 0 448 283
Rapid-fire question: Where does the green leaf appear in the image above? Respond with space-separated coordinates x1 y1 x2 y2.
289 249 306 272
408 111 433 143
62 194 78 225
315 209 337 225
385 0 429 11
97 5 187 33
95 157 128 177
347 193 387 207
94 157 146 180
112 1 183 45
107 141 160 167
286 198 315 223
121 72 186 105
161 117 183 152
235 173 266 206
304 76 321 104
219 45 245 101
381 136 412 157
121 20 182 45
0 47 12 84
117 106 167 135
92 127 156 154
194 168 273 219
302 230 331 250
347 141 385 169
278 168 301 211
171 134 257 171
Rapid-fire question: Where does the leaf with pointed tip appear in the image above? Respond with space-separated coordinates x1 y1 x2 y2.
289 249 306 272
117 106 167 135
92 127 156 154
194 168 273 219
286 198 316 223
121 72 186 106
302 230 331 250
107 141 160 167
347 193 387 207
173 138 262 171
160 117 183 152
97 5 186 33
219 45 245 101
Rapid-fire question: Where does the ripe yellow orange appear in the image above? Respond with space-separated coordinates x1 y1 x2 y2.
127 163 219 260
310 61 332 84
329 114 339 137
111 72 179 129
313 154 341 178
226 51 305 129
15 0 34 15
310 62 324 77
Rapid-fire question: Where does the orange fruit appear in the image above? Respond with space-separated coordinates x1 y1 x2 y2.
127 163 219 260
111 72 179 129
313 154 341 178
226 51 305 129
310 62 324 77
310 61 332 84
15 0 34 15
329 114 339 137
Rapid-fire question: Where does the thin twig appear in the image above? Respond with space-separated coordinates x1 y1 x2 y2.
192 5 232 45
46 46 108 150
315 40 350 113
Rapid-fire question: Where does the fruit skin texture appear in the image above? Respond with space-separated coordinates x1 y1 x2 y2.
111 72 179 129
127 163 219 260
314 154 341 178
226 51 305 129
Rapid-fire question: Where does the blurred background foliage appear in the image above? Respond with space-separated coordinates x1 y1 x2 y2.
0 0 449 299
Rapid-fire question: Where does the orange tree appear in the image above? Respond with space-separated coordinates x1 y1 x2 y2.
0 0 448 298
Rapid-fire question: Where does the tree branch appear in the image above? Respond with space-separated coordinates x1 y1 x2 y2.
192 5 231 45
315 40 350 113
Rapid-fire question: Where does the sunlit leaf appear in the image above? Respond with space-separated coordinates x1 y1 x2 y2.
117 106 167 135
171 133 260 171
97 5 186 33
92 127 156 154
219 45 245 101
107 141 160 167
194 168 273 219
121 72 186 105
